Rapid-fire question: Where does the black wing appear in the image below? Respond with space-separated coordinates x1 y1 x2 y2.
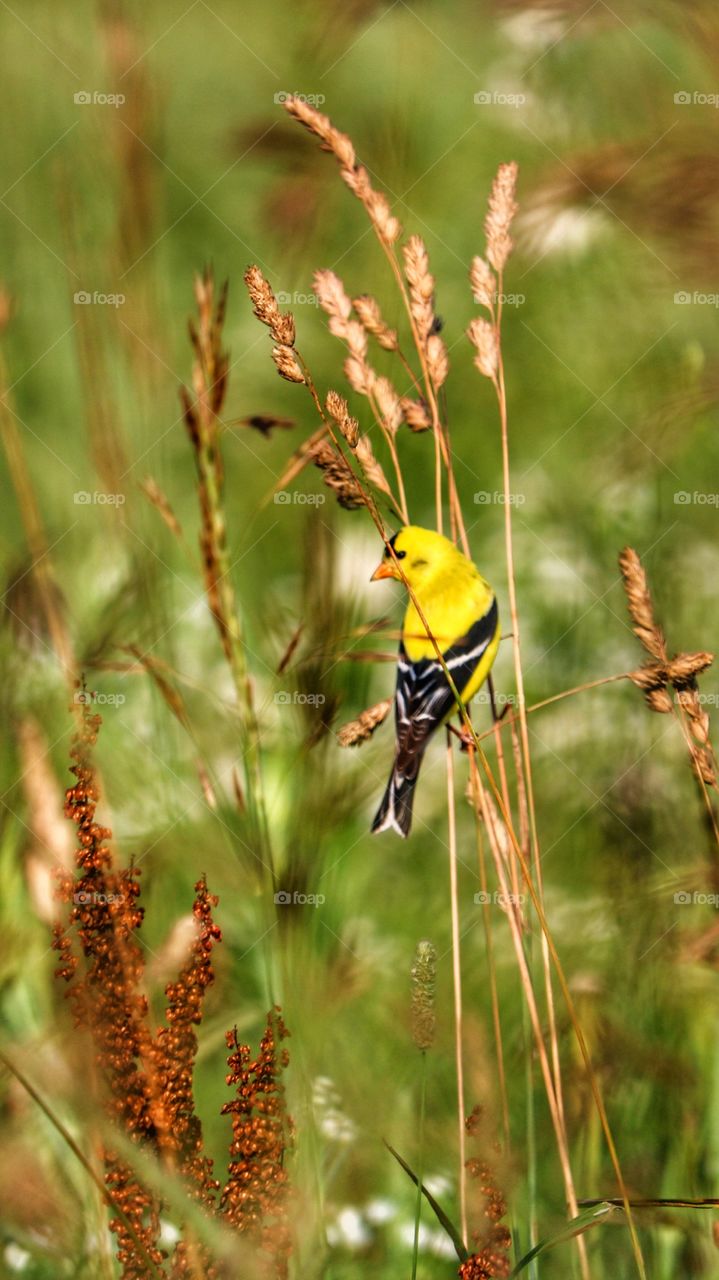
394 597 498 767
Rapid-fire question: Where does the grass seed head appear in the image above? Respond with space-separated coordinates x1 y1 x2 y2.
619 546 667 661
352 294 398 351
485 162 519 273
470 255 497 310
467 317 498 380
337 698 392 747
411 940 437 1051
272 344 305 383
326 390 360 447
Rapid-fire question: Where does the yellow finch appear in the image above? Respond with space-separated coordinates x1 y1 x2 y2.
370 526 499 838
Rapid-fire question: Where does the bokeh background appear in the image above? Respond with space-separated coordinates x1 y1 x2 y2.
1 1 719 1276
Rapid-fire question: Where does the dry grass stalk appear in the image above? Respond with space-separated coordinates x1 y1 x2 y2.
467 758 589 1274
244 265 295 345
444 739 468 1245
403 235 435 346
283 97 401 245
281 102 468 537
273 425 331 495
467 159 595 1276
243 265 302 385
337 698 393 746
140 477 183 540
183 268 273 864
315 269 375 397
181 272 231 659
354 434 395 502
314 269 408 515
403 236 449 389
277 623 304 676
282 94 467 535
373 376 403 436
620 546 717 788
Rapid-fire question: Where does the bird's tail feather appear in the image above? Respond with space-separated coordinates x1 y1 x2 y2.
371 754 425 838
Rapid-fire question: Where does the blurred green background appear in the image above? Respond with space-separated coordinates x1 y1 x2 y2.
1 1 719 1276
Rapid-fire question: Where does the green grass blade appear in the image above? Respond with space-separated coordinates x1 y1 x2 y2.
384 1140 468 1262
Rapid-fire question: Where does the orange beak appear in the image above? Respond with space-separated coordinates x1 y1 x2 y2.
370 559 399 582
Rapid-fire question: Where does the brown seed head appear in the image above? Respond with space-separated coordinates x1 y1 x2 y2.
244 265 296 347
337 698 392 746
666 651 714 688
619 547 667 661
282 95 356 171
311 441 366 509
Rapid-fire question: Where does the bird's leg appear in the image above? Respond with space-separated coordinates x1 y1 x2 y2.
448 714 475 752
488 672 511 722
